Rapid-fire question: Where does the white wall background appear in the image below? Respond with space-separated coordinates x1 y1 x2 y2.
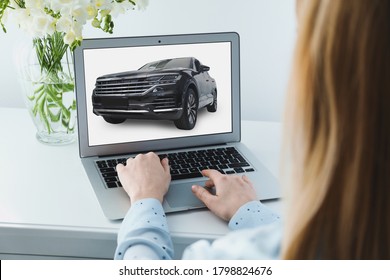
0 0 296 121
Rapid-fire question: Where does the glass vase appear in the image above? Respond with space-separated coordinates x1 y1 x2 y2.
17 32 77 145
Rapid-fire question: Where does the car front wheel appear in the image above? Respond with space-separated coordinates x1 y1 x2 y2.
103 116 126 124
174 88 198 130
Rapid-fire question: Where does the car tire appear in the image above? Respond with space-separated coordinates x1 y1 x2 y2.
103 116 126 124
174 88 198 130
207 90 217 112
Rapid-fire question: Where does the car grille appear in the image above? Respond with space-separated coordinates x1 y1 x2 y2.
94 75 179 95
94 77 153 95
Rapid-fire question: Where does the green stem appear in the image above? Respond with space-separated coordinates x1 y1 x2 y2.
45 84 71 119
38 94 52 133
30 31 76 134
32 86 47 116
65 48 73 78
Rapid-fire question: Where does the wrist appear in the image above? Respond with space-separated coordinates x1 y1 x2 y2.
130 193 164 204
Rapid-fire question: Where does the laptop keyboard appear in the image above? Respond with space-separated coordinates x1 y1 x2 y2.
96 147 255 189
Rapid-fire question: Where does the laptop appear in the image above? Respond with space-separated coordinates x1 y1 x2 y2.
74 32 281 220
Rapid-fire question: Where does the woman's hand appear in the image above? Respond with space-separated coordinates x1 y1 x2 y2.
116 152 171 204
191 169 257 221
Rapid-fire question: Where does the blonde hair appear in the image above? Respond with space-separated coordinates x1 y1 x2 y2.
281 0 390 259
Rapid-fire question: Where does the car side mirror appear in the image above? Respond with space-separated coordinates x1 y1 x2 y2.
200 65 210 72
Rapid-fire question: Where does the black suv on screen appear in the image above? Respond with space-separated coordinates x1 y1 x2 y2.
92 57 217 130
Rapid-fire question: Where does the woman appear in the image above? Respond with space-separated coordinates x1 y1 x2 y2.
115 0 390 259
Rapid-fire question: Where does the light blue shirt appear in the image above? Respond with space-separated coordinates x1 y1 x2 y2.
115 198 281 260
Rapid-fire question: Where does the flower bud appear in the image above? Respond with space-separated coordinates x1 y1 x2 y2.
92 18 101 28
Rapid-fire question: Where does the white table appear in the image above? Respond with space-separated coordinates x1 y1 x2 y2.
0 107 282 259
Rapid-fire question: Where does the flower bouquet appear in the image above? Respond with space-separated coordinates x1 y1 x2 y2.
0 0 148 144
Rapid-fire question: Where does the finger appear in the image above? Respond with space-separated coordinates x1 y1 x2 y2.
146 151 158 158
200 170 220 188
116 163 125 172
191 185 216 206
161 157 170 174
201 169 223 181
135 153 143 159
204 179 215 188
126 157 134 165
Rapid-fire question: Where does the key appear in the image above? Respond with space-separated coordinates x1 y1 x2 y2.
171 172 203 180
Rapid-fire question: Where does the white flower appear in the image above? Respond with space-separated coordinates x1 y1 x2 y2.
63 29 76 45
72 22 83 38
8 7 33 34
62 21 82 45
50 0 73 13
110 1 135 17
71 4 89 24
86 4 98 20
93 0 113 11
135 0 149 10
33 13 55 36
56 16 73 33
24 0 45 10
2 0 149 46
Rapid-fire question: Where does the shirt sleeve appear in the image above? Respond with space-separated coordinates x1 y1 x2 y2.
181 201 282 259
182 220 282 259
115 199 281 260
228 200 281 230
114 198 173 260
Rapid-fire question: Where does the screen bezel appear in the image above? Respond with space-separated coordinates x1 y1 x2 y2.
74 32 241 158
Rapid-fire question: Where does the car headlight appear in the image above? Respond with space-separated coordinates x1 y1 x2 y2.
159 74 181 84
146 74 181 85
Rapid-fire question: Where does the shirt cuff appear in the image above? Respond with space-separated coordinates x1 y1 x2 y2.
117 198 169 244
228 201 280 230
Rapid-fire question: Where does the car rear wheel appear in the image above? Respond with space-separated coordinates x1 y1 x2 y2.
174 88 198 130
103 116 126 124
207 90 217 112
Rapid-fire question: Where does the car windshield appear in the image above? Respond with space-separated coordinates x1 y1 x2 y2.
139 58 191 71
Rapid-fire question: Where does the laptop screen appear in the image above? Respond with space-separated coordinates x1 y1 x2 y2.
74 33 240 157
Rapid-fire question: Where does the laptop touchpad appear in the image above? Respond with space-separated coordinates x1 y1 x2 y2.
165 182 205 208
